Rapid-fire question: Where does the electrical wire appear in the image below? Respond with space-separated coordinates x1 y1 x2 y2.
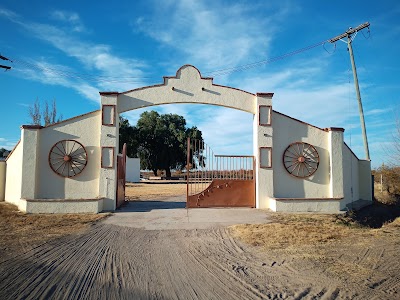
10 58 150 84
205 40 328 77
6 38 330 82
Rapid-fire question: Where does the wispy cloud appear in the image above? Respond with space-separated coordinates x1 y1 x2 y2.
134 0 294 70
0 7 148 101
50 10 87 32
0 137 19 150
0 7 18 19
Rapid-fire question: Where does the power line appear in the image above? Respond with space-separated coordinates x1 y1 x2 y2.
4 38 329 82
205 40 328 76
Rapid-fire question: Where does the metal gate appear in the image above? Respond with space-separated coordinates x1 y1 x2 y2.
186 138 255 208
116 143 127 208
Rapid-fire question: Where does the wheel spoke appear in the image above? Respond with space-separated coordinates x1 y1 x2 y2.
49 140 87 177
284 142 319 178
61 141 67 155
68 141 77 156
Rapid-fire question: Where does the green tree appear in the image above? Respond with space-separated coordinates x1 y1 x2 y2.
119 116 139 157
28 98 63 126
119 111 203 177
0 148 10 158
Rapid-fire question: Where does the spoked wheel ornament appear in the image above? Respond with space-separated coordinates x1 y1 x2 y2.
48 140 88 177
283 142 319 178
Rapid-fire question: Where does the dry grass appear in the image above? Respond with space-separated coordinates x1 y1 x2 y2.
230 212 399 250
230 213 363 250
374 182 398 205
230 213 400 282
126 183 187 201
0 202 109 261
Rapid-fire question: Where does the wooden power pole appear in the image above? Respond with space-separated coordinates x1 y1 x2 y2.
329 22 371 160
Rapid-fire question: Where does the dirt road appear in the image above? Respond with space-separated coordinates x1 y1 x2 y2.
0 222 352 300
0 183 398 299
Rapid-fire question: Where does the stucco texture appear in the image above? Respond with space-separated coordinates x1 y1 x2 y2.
117 65 256 114
5 141 23 206
35 111 101 199
272 112 330 199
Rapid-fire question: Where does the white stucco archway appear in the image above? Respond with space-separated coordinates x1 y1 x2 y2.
3 64 372 213
99 65 274 211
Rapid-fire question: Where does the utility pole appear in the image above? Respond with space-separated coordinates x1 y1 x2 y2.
0 54 12 70
329 22 370 160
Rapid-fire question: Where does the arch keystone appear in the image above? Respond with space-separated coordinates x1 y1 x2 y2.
175 64 204 80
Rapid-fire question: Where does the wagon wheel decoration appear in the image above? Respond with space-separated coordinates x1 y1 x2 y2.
283 142 319 178
48 140 88 177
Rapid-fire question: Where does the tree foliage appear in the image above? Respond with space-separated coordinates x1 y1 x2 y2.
374 165 400 200
373 113 400 202
0 148 10 158
119 111 203 177
28 98 63 126
119 116 139 157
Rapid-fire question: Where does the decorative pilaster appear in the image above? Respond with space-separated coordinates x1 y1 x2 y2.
328 127 345 198
20 125 42 200
99 92 119 211
253 93 274 208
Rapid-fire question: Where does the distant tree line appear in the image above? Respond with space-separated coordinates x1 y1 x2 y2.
119 111 203 177
0 148 10 158
373 114 400 202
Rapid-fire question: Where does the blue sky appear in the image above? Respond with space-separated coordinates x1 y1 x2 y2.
0 0 399 168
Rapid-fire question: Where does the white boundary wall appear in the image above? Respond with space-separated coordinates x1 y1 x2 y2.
5 141 24 210
126 158 140 183
36 111 101 200
3 65 373 213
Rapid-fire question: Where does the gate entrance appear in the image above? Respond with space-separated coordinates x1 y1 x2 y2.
98 65 274 211
186 139 255 208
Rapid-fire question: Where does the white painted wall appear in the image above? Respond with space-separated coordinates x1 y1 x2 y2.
272 112 331 198
126 157 140 182
342 144 360 209
36 111 101 199
5 141 23 206
26 199 103 214
101 65 260 211
253 95 273 209
0 161 6 201
117 65 256 114
3 64 371 214
99 95 119 211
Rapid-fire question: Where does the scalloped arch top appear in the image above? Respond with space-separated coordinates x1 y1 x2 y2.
110 65 270 114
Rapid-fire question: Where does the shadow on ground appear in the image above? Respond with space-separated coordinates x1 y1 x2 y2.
117 201 187 212
339 200 400 228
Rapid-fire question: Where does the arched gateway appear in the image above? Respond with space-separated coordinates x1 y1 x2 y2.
1 65 373 213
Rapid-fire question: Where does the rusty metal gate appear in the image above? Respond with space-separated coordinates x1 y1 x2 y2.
186 138 255 208
116 143 127 208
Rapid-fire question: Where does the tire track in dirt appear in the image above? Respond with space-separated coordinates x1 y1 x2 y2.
0 225 268 299
0 223 397 299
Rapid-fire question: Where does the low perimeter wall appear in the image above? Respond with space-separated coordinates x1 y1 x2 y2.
22 199 104 214
270 198 342 212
